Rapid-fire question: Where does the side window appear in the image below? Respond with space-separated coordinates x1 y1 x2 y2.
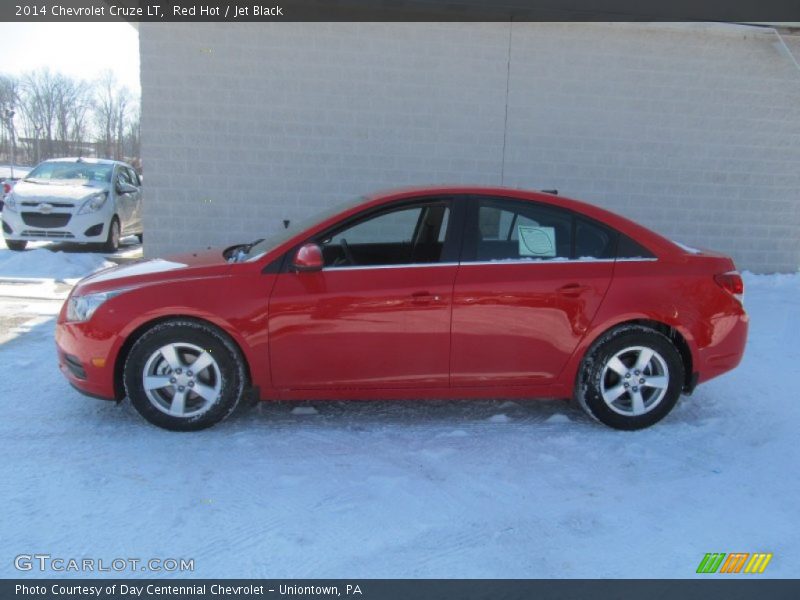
575 218 617 259
116 167 131 186
617 234 656 259
126 167 140 187
319 203 451 268
330 207 421 245
466 198 572 261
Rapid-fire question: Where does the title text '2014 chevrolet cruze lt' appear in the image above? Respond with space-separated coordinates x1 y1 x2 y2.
55 187 748 431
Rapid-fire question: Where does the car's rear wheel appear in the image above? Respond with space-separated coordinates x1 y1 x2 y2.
124 319 247 431
102 217 120 253
5 239 27 251
575 326 684 430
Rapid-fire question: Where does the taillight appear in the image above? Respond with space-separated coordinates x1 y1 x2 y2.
714 271 744 303
2 183 10 195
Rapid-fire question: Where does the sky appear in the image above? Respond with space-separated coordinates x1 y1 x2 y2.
0 22 140 94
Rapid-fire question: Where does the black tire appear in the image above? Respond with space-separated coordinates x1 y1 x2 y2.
5 239 27 251
575 325 684 430
102 217 120 253
124 319 247 431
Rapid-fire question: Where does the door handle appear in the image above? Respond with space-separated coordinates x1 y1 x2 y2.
557 283 591 297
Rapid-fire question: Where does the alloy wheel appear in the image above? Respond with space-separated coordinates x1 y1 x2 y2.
142 342 222 417
600 345 670 417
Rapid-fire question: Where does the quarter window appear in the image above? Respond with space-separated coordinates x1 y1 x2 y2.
575 218 617 259
617 234 655 259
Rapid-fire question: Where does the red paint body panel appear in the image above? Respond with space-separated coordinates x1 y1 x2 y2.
451 261 613 385
268 265 457 389
55 186 748 405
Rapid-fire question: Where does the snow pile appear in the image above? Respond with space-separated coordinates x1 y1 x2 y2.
0 273 797 578
0 247 112 282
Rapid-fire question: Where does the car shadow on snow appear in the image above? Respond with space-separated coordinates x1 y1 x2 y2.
96 395 601 434
98 392 719 437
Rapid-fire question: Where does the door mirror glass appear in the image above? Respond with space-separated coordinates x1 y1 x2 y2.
292 243 324 272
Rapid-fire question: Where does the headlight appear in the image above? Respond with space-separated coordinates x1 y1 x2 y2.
66 290 122 323
4 195 17 212
78 192 108 215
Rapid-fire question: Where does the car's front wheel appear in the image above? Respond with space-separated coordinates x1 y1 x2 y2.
102 217 120 253
124 319 247 431
5 239 27 251
575 325 684 430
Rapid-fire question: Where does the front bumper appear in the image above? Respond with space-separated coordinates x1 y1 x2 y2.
55 317 119 401
3 208 110 243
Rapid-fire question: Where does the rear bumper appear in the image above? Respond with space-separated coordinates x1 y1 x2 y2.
695 310 749 384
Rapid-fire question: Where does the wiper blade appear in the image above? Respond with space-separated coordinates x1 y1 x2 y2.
244 238 264 251
226 239 265 263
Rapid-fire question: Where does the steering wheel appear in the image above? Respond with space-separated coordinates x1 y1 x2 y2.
340 238 356 265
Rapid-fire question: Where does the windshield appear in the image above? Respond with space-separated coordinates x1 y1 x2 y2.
25 161 113 185
244 196 368 261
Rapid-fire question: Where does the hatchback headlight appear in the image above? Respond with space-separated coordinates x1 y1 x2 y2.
78 192 108 215
4 195 18 212
66 290 123 323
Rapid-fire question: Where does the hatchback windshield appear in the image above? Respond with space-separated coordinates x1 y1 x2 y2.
25 162 113 185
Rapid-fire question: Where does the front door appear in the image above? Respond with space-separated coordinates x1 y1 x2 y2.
113 166 135 231
268 199 459 390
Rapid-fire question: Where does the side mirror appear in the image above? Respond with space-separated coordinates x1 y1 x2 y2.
292 243 324 272
117 181 137 194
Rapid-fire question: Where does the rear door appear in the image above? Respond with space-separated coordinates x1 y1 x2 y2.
450 196 615 387
268 198 462 390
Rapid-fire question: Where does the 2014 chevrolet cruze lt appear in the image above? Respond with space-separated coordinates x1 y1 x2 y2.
56 187 748 431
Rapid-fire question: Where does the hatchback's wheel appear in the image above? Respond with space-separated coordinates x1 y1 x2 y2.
575 326 684 430
102 217 120 253
5 239 27 251
124 320 247 431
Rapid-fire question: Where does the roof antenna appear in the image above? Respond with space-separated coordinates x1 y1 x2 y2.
541 189 558 195
283 219 290 229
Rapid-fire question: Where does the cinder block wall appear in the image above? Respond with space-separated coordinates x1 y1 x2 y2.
140 22 800 272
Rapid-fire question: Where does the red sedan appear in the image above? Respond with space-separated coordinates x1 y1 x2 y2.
56 187 748 431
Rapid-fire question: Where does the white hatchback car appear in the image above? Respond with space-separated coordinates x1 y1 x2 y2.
2 158 142 252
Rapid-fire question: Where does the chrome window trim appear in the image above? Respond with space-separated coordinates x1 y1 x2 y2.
459 257 658 266
319 257 657 272
322 262 460 272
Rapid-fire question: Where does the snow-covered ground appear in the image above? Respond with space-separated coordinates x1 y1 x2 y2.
0 242 797 579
